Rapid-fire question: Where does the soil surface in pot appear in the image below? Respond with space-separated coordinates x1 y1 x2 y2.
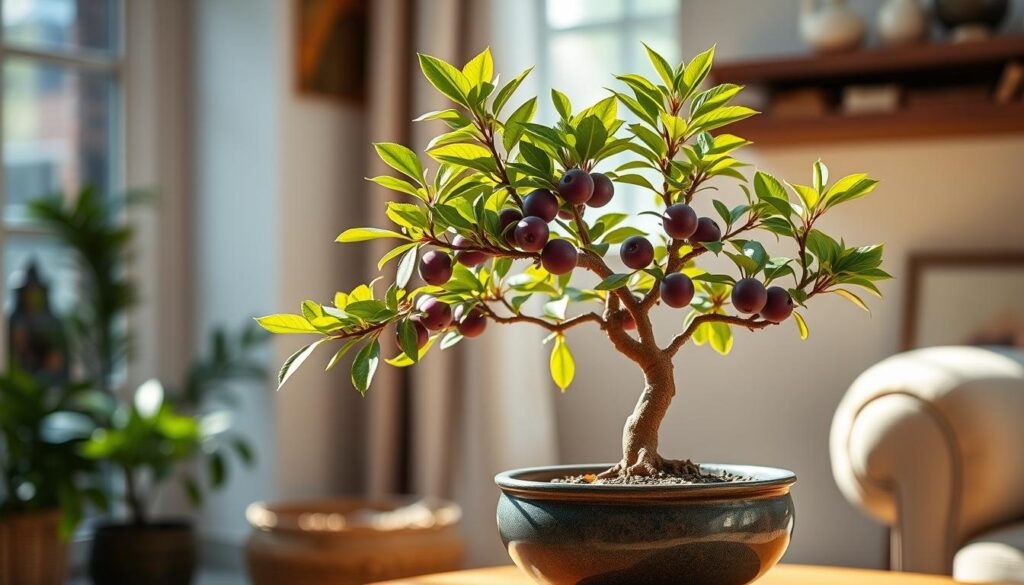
553 464 749 485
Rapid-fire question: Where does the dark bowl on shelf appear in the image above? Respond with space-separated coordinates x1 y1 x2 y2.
934 0 1009 30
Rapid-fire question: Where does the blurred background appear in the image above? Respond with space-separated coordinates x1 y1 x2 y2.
1 0 1023 584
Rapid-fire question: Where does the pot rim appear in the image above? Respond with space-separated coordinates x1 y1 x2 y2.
246 496 462 534
495 463 796 503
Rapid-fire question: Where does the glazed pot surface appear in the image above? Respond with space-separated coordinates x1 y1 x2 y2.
495 464 796 585
89 521 196 585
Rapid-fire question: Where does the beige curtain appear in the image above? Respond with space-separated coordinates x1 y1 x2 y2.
363 0 559 567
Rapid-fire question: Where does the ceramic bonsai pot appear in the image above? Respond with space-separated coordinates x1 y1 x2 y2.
89 521 196 585
495 464 796 585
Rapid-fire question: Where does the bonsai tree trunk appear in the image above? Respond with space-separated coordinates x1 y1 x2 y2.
124 468 146 525
601 353 699 478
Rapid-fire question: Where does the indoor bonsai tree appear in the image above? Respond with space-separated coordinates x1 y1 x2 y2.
259 46 889 583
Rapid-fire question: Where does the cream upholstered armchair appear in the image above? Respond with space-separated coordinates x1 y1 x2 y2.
831 346 1024 582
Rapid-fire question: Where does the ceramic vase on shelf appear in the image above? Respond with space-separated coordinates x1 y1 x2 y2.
800 0 867 53
878 0 930 45
934 0 1009 41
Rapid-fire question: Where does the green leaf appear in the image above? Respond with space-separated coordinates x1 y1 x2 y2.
377 242 418 270
824 175 879 208
208 451 227 488
462 47 493 87
791 183 819 213
753 170 787 201
413 108 471 127
551 89 572 120
278 339 326 389
351 340 381 396
660 112 687 143
503 97 538 151
418 53 472 106
336 227 411 243
396 246 418 288
492 66 533 115
397 320 421 362
233 439 255 466
385 335 436 367
688 106 758 136
813 159 829 194
793 311 809 340
690 83 741 119
643 43 675 88
600 226 646 244
680 45 715 98
374 143 425 184
256 314 317 334
573 116 607 162
368 175 424 199
549 335 575 392
596 273 631 290
386 202 428 231
708 321 733 355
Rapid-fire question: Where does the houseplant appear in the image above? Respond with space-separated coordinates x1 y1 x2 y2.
0 371 104 585
258 46 889 584
29 190 264 585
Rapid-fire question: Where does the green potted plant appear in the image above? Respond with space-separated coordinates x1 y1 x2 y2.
29 190 265 585
258 46 889 584
0 371 104 585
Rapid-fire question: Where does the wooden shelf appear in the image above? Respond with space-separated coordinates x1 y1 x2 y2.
710 36 1024 145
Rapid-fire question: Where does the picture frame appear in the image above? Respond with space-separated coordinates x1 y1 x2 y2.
902 251 1024 350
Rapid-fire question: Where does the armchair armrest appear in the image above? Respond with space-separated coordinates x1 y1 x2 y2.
830 346 1024 574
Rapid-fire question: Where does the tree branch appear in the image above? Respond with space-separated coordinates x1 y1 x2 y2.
477 301 603 332
664 313 774 356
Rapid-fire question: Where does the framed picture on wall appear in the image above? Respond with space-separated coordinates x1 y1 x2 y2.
295 0 367 102
903 252 1024 350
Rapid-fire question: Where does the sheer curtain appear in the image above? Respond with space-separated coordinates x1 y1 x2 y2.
363 0 559 567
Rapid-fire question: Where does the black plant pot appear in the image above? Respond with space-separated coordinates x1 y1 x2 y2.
495 463 795 585
90 521 196 585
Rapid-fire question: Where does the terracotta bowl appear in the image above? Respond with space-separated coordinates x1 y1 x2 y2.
495 463 796 585
246 497 463 585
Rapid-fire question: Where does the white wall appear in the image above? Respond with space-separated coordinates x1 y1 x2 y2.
551 0 1024 570
193 0 366 546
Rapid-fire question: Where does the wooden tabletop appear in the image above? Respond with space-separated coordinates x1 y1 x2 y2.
370 564 978 584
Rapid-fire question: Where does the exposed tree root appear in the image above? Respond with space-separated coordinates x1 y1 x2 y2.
597 450 701 480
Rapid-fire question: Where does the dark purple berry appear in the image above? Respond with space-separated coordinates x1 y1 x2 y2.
499 208 523 246
453 235 488 267
660 273 695 308
690 217 722 243
760 286 794 323
622 311 637 331
418 250 452 285
514 216 549 252
416 295 452 331
454 305 487 338
523 189 559 222
620 236 654 270
663 204 698 240
540 239 578 275
732 278 768 314
587 173 614 208
558 169 594 204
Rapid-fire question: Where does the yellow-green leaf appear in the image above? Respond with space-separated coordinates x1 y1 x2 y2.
336 228 411 243
549 335 575 392
256 314 317 334
462 47 493 87
385 335 436 367
374 143 425 184
833 288 871 313
793 311 809 340
279 338 326 389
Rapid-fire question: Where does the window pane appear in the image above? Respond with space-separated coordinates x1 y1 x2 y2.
3 235 77 316
546 0 625 29
633 0 679 18
548 29 621 114
3 0 119 54
629 21 680 67
3 57 117 223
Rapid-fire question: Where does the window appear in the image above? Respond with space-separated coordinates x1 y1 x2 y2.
0 1 122 344
538 0 679 224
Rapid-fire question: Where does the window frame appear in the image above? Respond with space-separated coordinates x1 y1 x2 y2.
0 0 127 364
